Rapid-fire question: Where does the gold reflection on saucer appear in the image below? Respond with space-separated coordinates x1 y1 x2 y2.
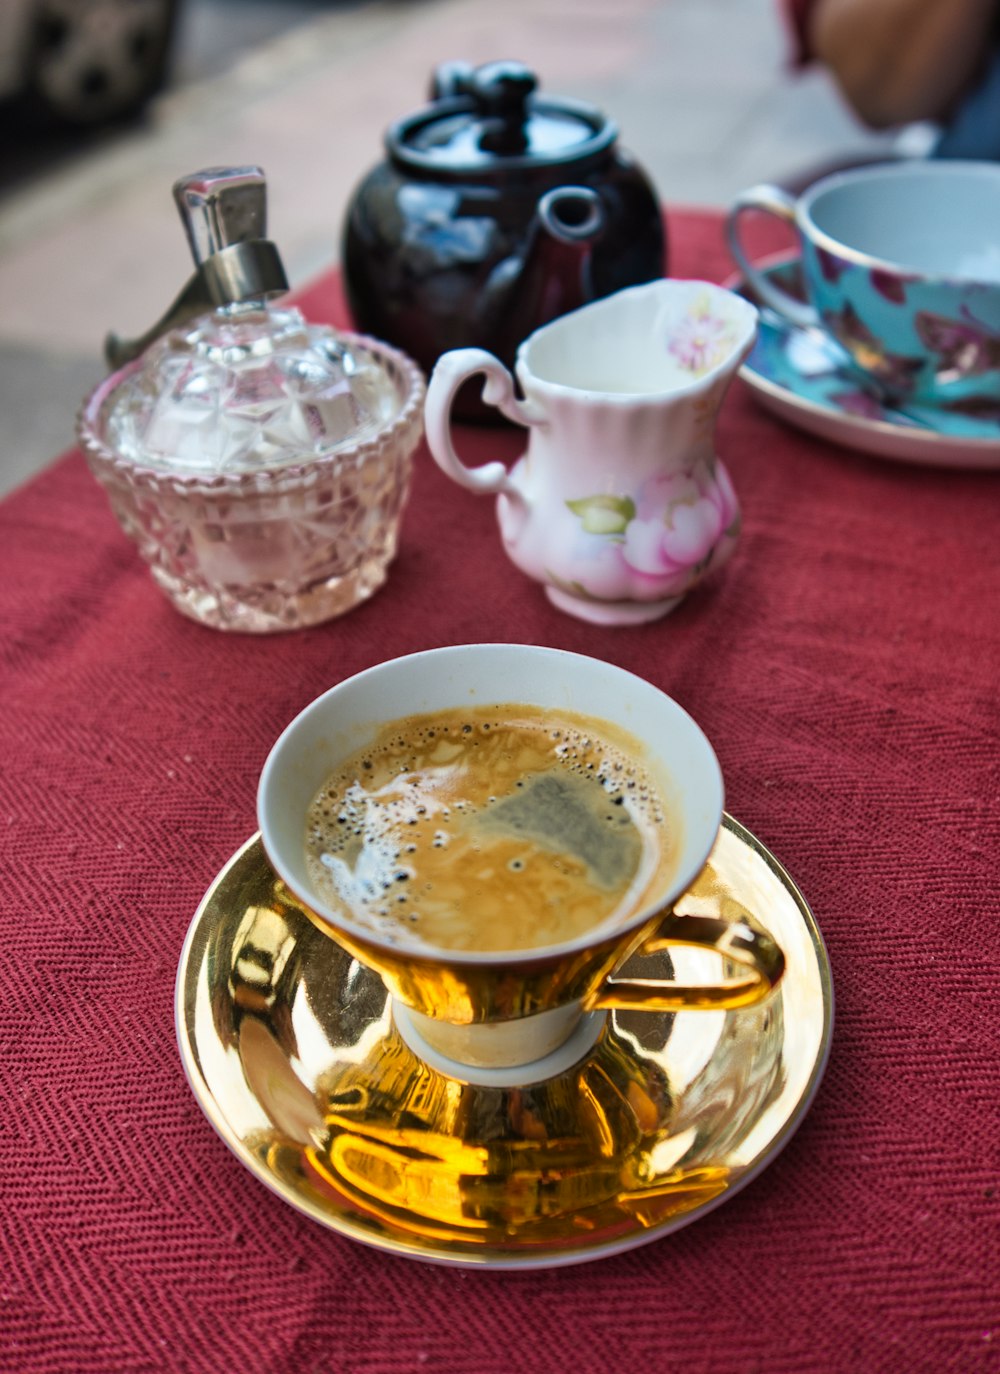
177 817 832 1267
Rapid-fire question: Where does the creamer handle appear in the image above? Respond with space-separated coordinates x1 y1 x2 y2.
424 349 544 496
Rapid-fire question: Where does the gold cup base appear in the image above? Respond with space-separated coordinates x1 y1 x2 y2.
176 817 832 1268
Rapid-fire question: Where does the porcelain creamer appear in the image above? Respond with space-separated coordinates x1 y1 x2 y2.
424 280 758 624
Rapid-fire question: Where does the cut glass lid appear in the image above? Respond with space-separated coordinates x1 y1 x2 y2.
102 167 404 476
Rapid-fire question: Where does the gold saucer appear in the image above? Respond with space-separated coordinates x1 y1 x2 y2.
176 817 832 1268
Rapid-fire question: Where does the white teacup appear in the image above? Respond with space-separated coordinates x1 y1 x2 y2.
258 644 783 1079
424 282 758 626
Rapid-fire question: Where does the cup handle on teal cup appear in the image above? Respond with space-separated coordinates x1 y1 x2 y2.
424 348 544 496
726 184 820 331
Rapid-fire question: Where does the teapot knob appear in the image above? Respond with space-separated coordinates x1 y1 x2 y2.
430 60 476 100
430 59 538 154
469 60 537 113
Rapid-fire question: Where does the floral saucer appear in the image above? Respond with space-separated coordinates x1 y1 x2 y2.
175 817 833 1269
729 253 1000 469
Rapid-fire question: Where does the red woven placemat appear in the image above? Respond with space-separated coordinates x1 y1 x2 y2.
0 209 996 1373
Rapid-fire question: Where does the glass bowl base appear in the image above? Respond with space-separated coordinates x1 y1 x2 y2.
152 555 390 633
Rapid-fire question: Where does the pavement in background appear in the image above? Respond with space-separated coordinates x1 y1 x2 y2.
0 0 893 496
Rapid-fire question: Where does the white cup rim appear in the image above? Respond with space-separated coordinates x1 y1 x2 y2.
796 159 1000 285
257 644 724 966
514 278 759 403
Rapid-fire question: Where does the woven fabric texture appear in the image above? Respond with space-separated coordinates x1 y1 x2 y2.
0 210 996 1374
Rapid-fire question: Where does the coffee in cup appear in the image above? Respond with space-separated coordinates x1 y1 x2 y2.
258 645 784 1073
726 160 1000 405
303 703 677 954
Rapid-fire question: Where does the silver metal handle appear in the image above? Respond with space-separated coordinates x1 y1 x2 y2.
725 184 819 330
105 166 290 369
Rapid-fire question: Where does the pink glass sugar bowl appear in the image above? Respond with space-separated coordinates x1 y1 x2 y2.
77 167 425 634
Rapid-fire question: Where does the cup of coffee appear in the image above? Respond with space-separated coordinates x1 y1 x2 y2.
726 160 1000 405
258 644 783 1073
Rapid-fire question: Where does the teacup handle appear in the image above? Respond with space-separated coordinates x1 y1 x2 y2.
726 184 820 332
424 348 545 496
592 910 785 1013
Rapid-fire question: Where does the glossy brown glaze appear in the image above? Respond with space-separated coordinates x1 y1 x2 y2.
342 63 666 404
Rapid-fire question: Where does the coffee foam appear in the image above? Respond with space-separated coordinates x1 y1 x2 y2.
303 705 673 954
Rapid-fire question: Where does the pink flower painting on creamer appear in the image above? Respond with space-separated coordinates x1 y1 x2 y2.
623 466 739 579
667 291 742 376
565 463 740 599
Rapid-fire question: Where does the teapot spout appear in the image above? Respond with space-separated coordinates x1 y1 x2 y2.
536 185 605 247
529 185 605 317
477 187 605 367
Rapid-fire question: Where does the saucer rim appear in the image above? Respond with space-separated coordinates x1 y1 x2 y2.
726 251 1000 469
175 815 834 1270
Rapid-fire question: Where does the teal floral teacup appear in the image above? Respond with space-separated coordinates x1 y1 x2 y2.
423 280 757 625
727 160 1000 410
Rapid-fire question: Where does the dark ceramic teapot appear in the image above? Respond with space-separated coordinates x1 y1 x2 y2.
342 61 666 385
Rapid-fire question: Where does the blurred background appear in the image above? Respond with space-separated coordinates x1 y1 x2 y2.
0 0 897 496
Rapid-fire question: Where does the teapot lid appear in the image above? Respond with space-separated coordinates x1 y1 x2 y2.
388 61 617 176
